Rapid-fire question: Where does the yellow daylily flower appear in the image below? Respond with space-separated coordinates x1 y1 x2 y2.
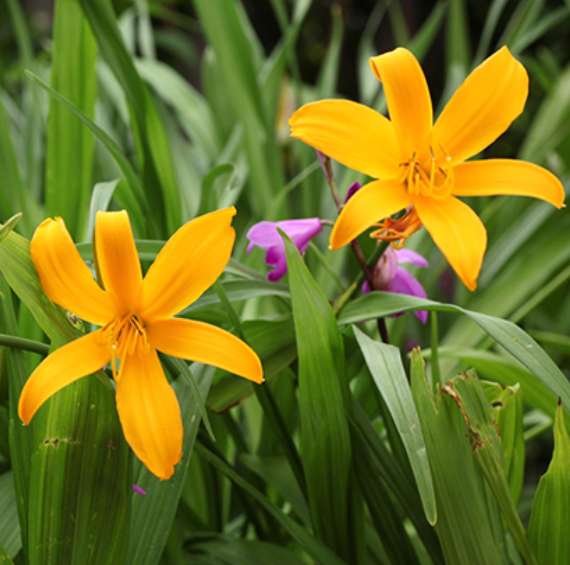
18 208 263 480
290 47 565 290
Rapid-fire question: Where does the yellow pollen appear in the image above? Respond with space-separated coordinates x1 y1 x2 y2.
101 314 149 381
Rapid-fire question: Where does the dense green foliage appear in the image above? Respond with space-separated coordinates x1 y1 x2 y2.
1 0 570 563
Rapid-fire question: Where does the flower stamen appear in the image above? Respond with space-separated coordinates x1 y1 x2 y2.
370 207 423 247
102 314 149 380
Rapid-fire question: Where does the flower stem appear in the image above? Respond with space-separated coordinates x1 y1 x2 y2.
322 155 391 343
0 333 49 355
322 156 343 209
430 312 441 389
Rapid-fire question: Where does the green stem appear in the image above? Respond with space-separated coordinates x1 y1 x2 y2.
430 312 441 390
0 334 49 356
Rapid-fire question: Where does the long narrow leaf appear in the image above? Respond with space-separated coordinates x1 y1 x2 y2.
284 233 357 562
45 0 97 239
353 326 436 525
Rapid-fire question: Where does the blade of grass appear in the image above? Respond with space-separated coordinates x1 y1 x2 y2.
45 0 97 239
353 326 436 525
284 232 357 562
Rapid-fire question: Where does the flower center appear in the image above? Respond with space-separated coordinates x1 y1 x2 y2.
398 147 454 200
101 314 149 380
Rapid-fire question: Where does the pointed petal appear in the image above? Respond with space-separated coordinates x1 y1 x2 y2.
432 47 528 166
414 196 487 291
289 99 400 179
453 159 565 208
95 211 143 314
18 330 111 424
330 180 411 250
116 347 183 480
31 218 115 325
147 318 263 384
370 48 433 159
136 208 236 321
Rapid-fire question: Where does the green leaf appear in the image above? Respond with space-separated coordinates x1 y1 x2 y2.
0 275 32 554
351 426 424 565
0 472 21 559
127 365 214 565
25 70 148 237
184 280 290 313
0 540 15 565
45 0 97 239
352 326 436 525
528 402 570 565
0 231 79 347
195 444 348 565
447 0 471 72
78 0 181 235
443 372 536 565
207 317 296 413
136 58 221 161
338 293 570 412
284 233 356 562
519 62 570 165
424 348 568 429
410 351 509 565
482 381 525 504
191 538 309 565
27 376 130 565
86 180 121 242
240 454 310 524
350 404 444 565
191 0 284 216
316 4 343 97
0 96 38 236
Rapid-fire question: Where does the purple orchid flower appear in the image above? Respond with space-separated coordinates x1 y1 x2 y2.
362 246 429 324
247 218 323 282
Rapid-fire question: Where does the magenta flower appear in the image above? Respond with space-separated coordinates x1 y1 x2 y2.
362 246 429 323
247 219 323 281
133 484 146 495
344 181 361 204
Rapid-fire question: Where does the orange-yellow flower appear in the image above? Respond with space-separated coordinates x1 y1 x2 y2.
290 47 565 290
18 208 263 479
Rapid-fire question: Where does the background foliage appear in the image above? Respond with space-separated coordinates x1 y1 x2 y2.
1 0 570 563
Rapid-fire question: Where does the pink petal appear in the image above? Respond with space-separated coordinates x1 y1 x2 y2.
394 248 429 268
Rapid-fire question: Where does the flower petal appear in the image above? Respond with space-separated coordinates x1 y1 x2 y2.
414 195 487 291
31 218 115 325
370 48 433 160
136 208 236 321
289 99 400 179
394 248 429 268
95 211 143 314
386 267 428 323
115 347 183 480
330 180 411 250
147 317 263 384
432 47 528 166
18 329 111 424
452 159 565 208
247 219 322 252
